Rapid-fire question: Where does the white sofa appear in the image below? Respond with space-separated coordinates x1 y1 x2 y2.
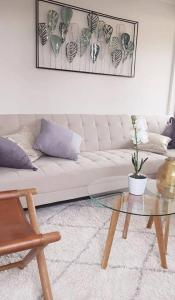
0 114 173 206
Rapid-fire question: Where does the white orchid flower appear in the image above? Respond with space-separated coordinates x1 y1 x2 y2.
139 130 148 143
131 116 148 145
131 129 140 144
131 128 148 144
130 115 149 177
135 117 148 131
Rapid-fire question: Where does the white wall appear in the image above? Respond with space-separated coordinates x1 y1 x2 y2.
0 0 175 114
168 31 175 114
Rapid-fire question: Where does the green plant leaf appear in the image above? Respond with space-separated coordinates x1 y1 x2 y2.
138 157 148 173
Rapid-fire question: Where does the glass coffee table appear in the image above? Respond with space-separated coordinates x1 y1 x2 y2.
88 176 175 269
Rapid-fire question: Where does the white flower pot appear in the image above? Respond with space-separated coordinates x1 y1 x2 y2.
128 174 147 195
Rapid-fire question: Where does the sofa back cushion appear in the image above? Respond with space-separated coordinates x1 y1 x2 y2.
0 114 169 152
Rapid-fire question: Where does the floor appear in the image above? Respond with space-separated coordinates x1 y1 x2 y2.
0 199 175 300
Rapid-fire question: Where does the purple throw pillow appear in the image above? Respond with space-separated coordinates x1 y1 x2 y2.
0 137 37 170
33 119 82 160
163 117 175 149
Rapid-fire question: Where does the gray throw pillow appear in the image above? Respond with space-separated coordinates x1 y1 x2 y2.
163 117 175 149
0 137 37 170
33 119 82 160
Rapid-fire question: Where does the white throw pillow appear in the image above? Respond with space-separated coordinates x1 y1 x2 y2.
4 126 42 162
138 132 171 155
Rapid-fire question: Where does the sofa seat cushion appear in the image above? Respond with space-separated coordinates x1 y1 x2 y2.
0 149 167 195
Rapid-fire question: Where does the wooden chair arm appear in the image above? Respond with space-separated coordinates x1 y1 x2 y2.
0 188 37 200
41 232 61 245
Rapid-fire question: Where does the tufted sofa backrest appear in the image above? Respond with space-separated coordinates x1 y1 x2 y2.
0 114 169 152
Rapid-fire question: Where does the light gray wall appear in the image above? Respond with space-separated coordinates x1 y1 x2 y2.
0 0 175 114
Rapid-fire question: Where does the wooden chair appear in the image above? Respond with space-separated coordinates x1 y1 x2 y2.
0 188 61 300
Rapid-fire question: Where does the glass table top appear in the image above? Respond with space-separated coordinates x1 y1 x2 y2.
88 176 175 217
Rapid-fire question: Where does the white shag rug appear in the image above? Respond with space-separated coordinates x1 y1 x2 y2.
1 199 175 300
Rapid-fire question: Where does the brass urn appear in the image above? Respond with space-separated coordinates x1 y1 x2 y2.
157 158 175 198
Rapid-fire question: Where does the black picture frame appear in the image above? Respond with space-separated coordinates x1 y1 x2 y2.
36 0 139 77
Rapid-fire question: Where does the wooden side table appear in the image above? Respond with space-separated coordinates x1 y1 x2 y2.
88 176 175 270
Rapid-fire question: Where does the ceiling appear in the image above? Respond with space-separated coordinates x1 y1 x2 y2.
159 0 175 5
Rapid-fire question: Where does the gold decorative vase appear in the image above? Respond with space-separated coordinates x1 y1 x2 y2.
157 158 175 198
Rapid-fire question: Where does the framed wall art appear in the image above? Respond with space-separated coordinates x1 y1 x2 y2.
36 0 139 77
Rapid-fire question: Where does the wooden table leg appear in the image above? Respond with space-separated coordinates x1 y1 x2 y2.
122 213 131 239
122 196 133 239
154 216 167 269
101 196 121 269
147 216 154 229
164 200 171 255
122 194 136 239
164 215 170 255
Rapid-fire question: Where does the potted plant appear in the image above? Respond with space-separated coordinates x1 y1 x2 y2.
128 115 149 195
